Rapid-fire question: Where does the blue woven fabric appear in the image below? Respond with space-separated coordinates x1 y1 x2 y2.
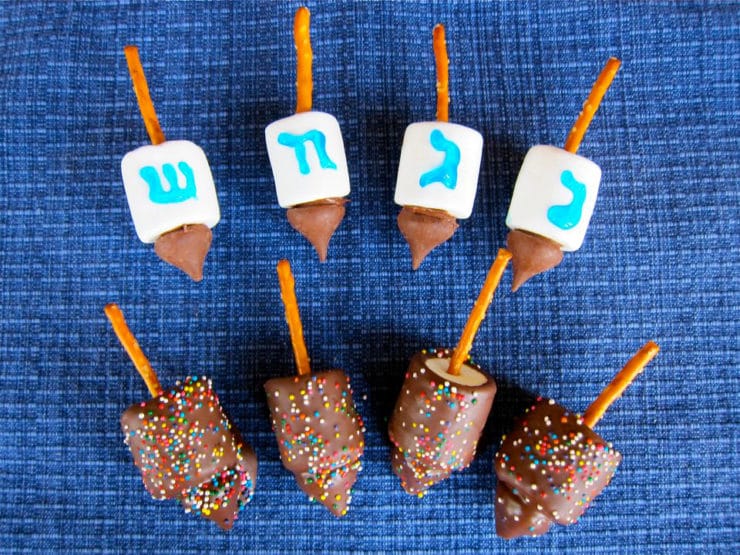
1 1 738 552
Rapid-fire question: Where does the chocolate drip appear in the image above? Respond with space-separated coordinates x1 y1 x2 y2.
494 398 621 539
120 376 257 530
264 370 364 516
154 223 213 282
388 349 496 495
297 464 360 517
286 197 346 262
397 206 458 270
179 444 257 530
495 481 552 539
506 229 563 292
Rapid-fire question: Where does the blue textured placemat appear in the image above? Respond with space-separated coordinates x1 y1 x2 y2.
0 1 738 553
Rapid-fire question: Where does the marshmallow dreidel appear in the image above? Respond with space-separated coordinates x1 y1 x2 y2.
494 341 659 539
388 249 511 495
506 58 621 291
105 304 257 530
264 260 365 516
120 46 220 281
388 348 497 495
394 25 484 269
265 7 350 262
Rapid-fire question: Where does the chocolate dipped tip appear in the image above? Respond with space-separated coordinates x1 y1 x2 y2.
180 453 257 530
154 223 213 281
506 229 563 292
264 369 365 516
297 464 360 517
286 198 346 262
495 481 552 539
390 446 449 496
397 206 458 270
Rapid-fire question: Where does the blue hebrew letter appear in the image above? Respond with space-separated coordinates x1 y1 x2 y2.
277 129 337 175
139 161 197 204
547 170 587 230
419 129 461 190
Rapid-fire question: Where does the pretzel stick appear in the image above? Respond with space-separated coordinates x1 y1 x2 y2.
124 45 166 145
448 249 512 375
294 7 313 113
433 24 449 122
583 341 659 428
104 303 162 397
277 260 311 376
564 57 621 154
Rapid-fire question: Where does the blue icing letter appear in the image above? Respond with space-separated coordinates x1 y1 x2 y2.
139 161 197 204
277 129 337 175
547 170 587 230
419 129 461 190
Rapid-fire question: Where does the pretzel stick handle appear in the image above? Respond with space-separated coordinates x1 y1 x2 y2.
564 57 621 154
583 341 659 428
104 303 162 397
448 249 512 375
294 7 313 113
277 260 311 376
124 45 166 145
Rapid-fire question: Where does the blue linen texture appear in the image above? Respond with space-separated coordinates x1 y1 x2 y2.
0 1 737 553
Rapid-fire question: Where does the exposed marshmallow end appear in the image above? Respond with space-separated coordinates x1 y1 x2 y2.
425 357 489 387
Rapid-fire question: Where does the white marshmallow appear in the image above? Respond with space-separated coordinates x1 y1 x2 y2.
505 145 601 251
265 111 350 208
394 122 483 219
425 357 488 387
121 140 220 243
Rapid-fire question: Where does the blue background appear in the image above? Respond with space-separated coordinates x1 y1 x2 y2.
1 1 738 553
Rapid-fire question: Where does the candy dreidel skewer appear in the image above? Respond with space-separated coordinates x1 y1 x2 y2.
388 248 511 495
120 46 220 281
395 25 484 269
105 303 256 530
506 58 621 291
495 341 659 539
265 7 350 262
264 260 365 516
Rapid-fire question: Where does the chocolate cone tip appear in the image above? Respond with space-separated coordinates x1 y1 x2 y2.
506 229 563 292
154 224 212 282
511 267 534 292
287 201 346 262
397 207 458 271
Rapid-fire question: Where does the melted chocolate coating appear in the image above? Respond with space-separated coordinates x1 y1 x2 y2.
388 349 497 495
120 376 257 530
495 398 621 538
495 480 552 539
154 223 213 282
264 369 365 517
